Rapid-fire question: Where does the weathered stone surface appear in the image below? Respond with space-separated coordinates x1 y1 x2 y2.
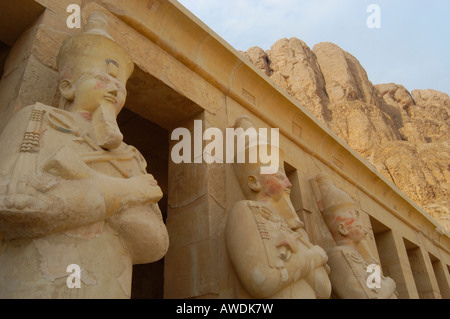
0 11 169 298
375 86 450 229
242 38 449 231
376 84 450 144
269 38 331 124
411 89 450 143
241 46 271 77
312 42 401 158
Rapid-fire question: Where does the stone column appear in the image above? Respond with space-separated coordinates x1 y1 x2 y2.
374 230 419 299
430 257 450 298
405 240 442 299
164 116 223 299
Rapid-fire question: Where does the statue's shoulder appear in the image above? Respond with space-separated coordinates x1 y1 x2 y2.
228 200 266 223
4 103 60 132
228 200 252 219
328 245 366 272
327 245 352 262
327 245 344 256
229 200 271 216
228 200 279 231
4 103 48 124
230 200 253 212
0 103 50 145
17 102 54 115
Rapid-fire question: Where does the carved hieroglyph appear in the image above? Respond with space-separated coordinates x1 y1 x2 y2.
315 173 398 299
225 117 331 299
0 12 169 298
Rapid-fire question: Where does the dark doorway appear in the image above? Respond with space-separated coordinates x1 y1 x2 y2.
117 107 169 299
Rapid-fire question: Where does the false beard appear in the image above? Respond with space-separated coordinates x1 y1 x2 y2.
272 193 304 231
92 102 123 150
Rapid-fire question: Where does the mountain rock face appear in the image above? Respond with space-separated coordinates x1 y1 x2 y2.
241 37 450 231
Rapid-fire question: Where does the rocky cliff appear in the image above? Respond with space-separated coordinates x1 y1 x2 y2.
242 38 450 231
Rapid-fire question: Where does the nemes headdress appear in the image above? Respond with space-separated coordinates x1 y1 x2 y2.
57 11 134 84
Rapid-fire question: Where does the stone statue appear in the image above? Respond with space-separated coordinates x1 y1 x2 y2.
0 12 169 298
225 117 331 299
315 173 398 299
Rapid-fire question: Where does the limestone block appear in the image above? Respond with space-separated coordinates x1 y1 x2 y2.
0 0 45 46
17 55 59 109
0 8 72 133
166 196 210 248
32 15 72 71
0 56 58 134
168 161 207 208
206 160 226 211
2 27 38 79
164 238 219 299
166 60 225 115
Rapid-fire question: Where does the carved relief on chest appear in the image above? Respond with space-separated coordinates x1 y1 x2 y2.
45 108 147 178
248 203 289 269
341 249 377 297
20 108 46 154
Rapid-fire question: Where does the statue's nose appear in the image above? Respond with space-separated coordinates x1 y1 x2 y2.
285 177 292 189
107 82 118 96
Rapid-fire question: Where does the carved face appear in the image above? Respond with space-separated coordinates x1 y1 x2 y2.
76 72 126 113
61 61 127 115
336 209 368 244
258 167 292 201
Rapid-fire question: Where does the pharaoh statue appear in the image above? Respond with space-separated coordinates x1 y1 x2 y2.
315 173 398 299
225 117 331 299
0 12 169 298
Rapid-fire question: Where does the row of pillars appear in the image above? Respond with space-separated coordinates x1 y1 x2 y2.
372 220 450 299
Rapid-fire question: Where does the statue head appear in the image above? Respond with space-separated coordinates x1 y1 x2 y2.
57 12 134 114
233 117 290 202
232 117 305 230
316 173 367 245
56 12 135 149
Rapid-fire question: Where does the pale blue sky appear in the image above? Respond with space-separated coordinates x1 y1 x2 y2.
177 0 449 95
